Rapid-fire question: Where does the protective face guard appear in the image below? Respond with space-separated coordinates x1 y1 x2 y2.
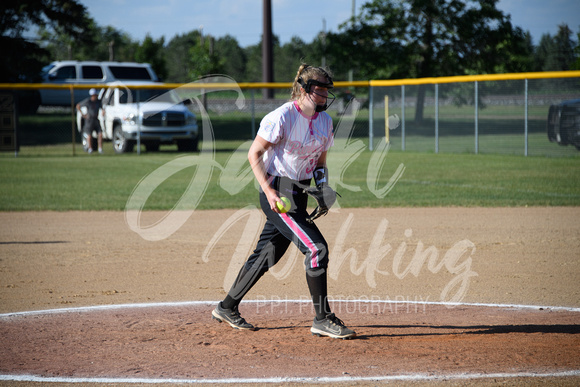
304 79 336 112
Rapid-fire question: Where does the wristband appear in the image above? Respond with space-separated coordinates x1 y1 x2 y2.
313 167 328 187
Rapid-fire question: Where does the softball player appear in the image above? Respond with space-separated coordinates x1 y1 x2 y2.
212 64 356 339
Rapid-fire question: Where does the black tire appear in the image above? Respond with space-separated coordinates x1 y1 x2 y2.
113 125 134 154
177 138 199 152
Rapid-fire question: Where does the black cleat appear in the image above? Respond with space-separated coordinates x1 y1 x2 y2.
212 303 255 331
311 313 356 339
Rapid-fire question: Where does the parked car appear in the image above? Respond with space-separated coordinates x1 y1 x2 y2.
40 61 160 106
77 83 198 153
547 99 580 151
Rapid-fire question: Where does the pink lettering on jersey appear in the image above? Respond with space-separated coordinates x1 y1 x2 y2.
287 141 302 153
286 142 324 156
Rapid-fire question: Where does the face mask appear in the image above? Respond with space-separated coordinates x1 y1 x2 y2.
299 78 336 112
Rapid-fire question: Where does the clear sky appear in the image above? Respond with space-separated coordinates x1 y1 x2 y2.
79 0 579 47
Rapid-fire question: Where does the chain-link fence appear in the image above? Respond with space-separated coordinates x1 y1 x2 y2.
1 71 579 157
370 72 580 157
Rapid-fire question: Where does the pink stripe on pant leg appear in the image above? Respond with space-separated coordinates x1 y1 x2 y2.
280 213 319 268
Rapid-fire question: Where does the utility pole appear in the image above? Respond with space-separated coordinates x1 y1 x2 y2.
199 25 208 110
321 18 326 68
348 0 356 82
108 41 114 61
262 0 274 99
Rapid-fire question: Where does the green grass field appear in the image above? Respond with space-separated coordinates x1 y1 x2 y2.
1 139 578 211
3 104 578 211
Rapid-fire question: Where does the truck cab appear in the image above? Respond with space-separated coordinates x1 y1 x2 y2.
78 82 198 153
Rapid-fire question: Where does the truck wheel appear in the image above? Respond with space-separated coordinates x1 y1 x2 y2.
177 138 199 152
113 126 134 154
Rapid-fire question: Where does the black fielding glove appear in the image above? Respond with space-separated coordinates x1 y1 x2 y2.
304 185 338 223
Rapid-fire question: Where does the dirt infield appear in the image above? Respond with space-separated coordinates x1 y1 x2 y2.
1 208 579 385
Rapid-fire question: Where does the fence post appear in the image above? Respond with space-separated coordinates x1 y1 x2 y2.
369 85 374 151
524 78 529 156
251 89 256 138
70 85 76 156
136 89 141 155
475 81 479 154
435 84 439 154
401 85 405 151
384 96 389 144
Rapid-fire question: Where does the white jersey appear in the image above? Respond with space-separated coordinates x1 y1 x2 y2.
257 101 334 181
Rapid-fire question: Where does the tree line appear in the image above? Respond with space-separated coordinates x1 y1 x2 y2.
2 0 579 85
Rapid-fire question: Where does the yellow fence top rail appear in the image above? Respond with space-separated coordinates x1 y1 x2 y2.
369 71 580 86
0 71 578 90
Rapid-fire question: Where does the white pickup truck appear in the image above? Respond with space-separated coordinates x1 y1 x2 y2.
77 82 199 153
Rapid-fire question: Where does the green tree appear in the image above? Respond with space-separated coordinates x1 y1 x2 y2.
136 34 167 80
243 34 311 85
518 31 536 72
37 24 77 61
574 30 580 70
188 35 224 80
535 33 555 72
326 0 530 122
214 35 246 82
0 0 92 81
164 31 202 83
93 26 138 62
275 36 310 82
535 25 578 72
241 34 283 84
549 24 576 71
243 41 264 83
41 22 138 62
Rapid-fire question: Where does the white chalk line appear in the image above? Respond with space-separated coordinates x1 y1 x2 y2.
1 371 579 384
1 300 579 384
1 299 580 319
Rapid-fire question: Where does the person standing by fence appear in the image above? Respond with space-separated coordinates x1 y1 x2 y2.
76 88 104 154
